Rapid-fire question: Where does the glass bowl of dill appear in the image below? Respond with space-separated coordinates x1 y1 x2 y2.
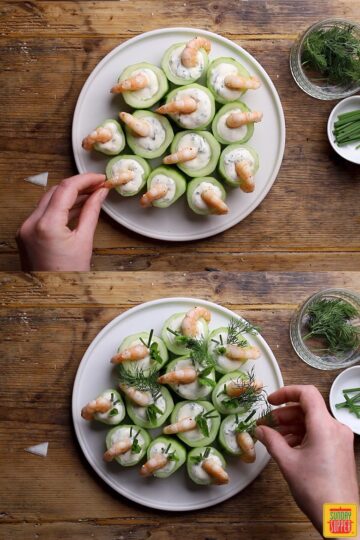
290 288 360 370
290 18 360 100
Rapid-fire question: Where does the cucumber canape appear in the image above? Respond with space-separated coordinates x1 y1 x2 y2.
166 131 220 178
126 385 174 429
219 143 259 192
207 57 260 104
142 167 186 209
104 424 151 466
140 436 186 478
161 310 210 356
161 41 209 86
165 400 220 448
112 62 168 109
82 119 125 156
208 323 260 374
113 330 168 374
160 356 216 400
187 446 228 485
212 102 255 145
122 110 174 159
81 388 125 425
157 84 215 130
187 177 228 216
212 371 255 415
219 412 257 457
105 155 150 197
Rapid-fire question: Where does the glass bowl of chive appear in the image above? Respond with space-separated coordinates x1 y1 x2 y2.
290 18 360 100
290 288 360 370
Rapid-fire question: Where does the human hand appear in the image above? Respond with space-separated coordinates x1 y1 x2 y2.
17 173 108 271
254 385 359 534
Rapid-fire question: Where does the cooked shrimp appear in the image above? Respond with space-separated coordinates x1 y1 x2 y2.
82 127 113 151
181 306 211 337
226 111 263 128
162 147 198 165
225 344 261 361
111 72 148 94
201 189 229 215
140 184 168 208
202 457 229 485
140 453 168 477
156 96 197 115
226 379 263 398
81 396 111 420
157 367 197 385
235 161 255 193
103 171 135 189
236 432 256 463
111 344 149 364
224 74 261 90
119 383 152 407
163 417 197 434
181 37 211 68
119 111 152 137
103 438 132 462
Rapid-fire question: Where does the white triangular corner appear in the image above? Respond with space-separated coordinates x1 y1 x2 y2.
25 442 49 457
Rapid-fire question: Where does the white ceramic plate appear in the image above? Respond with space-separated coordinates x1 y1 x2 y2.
329 365 360 435
72 27 286 241
72 297 284 511
327 96 360 165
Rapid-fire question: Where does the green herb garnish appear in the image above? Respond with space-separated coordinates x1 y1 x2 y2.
333 109 360 147
218 368 266 409
190 446 211 465
162 443 178 462
117 365 161 401
195 409 218 437
335 388 360 418
212 318 259 355
139 330 163 364
108 408 118 417
146 403 163 424
131 430 142 454
168 328 215 369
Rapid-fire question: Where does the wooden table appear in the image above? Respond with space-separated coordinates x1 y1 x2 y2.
1 271 359 539
1 1 360 271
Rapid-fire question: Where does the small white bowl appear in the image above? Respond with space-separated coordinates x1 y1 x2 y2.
327 96 360 165
329 365 360 434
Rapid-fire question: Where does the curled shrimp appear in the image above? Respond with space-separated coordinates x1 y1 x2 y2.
81 396 111 420
119 383 152 407
82 127 113 151
103 438 132 462
157 367 197 385
163 416 197 434
111 344 149 365
202 457 229 485
226 379 263 398
235 161 255 193
140 184 168 208
156 96 197 115
111 72 148 94
181 306 211 337
236 432 256 463
201 189 229 216
225 344 261 361
163 147 198 165
140 453 168 477
181 37 211 68
224 74 261 90
119 111 152 137
103 171 135 189
226 110 263 128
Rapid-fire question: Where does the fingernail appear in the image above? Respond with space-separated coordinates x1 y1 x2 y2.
254 427 263 441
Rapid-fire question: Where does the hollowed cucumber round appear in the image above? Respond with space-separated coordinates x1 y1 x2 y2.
162 84 215 130
162 356 215 400
93 119 125 156
207 57 251 104
125 111 173 159
170 131 220 178
105 424 151 466
105 155 150 197
92 389 125 425
212 102 254 145
187 447 227 485
145 167 187 208
161 43 209 86
208 327 250 374
116 62 168 109
115 331 168 374
187 177 227 216
145 436 186 478
212 371 252 415
219 143 259 188
126 386 174 429
168 400 220 447
161 311 209 356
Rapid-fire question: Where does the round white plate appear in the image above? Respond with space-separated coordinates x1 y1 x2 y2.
72 27 286 241
329 365 360 435
327 96 360 165
72 297 284 511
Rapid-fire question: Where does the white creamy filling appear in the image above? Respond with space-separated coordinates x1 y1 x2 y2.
169 45 204 80
149 442 176 475
191 451 222 483
150 174 176 203
177 402 204 440
177 133 211 170
217 109 247 142
172 357 213 399
210 63 243 101
209 330 245 371
173 88 212 129
111 159 145 195
94 390 123 425
132 394 166 422
96 121 124 153
223 417 241 453
135 116 166 151
130 68 159 100
110 426 145 465
192 181 222 212
223 148 255 182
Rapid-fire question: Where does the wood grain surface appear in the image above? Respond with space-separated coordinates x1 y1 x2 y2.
1 0 360 271
1 271 360 539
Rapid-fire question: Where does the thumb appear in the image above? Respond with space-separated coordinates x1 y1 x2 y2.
254 425 293 466
76 187 108 239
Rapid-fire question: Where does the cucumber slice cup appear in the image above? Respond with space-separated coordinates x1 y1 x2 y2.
125 111 174 159
145 437 186 478
212 102 254 145
93 119 125 156
162 357 215 400
116 62 168 109
115 331 168 374
126 386 174 429
161 311 209 355
105 155 150 197
187 447 227 485
162 84 215 130
105 425 151 466
161 43 209 86
207 57 251 104
168 400 220 448
219 413 257 456
219 143 259 188
170 131 220 178
145 167 186 208
187 177 227 216
209 327 250 374
92 389 125 425
212 371 252 415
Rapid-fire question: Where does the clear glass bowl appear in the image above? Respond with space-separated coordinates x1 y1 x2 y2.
290 288 360 370
290 18 360 100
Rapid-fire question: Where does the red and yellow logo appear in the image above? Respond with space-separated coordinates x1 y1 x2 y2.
323 503 357 538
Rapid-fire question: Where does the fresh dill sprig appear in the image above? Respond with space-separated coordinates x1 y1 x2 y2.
218 367 266 409
303 298 360 354
117 365 162 401
212 318 259 354
168 328 215 368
